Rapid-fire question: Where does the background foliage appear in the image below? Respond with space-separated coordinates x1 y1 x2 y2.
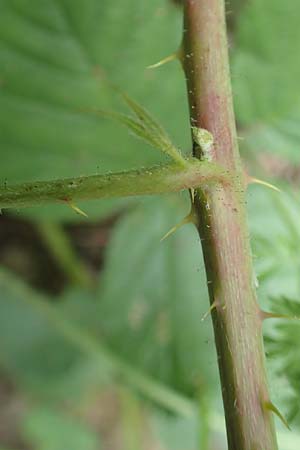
0 0 300 449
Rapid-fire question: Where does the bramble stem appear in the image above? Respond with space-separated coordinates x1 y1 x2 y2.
182 1 278 449
0 159 227 211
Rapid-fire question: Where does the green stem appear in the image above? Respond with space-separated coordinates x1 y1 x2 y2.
37 222 93 288
182 1 278 449
198 390 210 450
0 159 226 211
120 388 143 450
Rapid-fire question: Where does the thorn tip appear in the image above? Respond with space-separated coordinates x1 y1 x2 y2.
160 210 196 242
147 52 178 70
201 301 217 322
264 401 291 430
248 177 281 193
68 202 88 218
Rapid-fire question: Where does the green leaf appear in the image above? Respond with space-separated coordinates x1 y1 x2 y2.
247 188 300 427
120 93 186 165
97 196 218 395
232 0 300 162
264 297 300 425
0 269 196 416
22 406 100 450
248 190 300 427
85 104 185 165
0 0 188 220
248 188 300 302
0 272 93 397
0 448 16 450
1 198 217 404
0 196 218 402
150 410 199 450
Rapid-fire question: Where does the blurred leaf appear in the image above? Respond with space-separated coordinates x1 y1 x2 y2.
0 448 16 450
150 411 199 450
232 0 300 162
22 406 100 450
119 388 144 450
247 187 300 428
0 272 94 398
248 188 300 304
97 196 218 396
0 268 196 417
264 297 300 425
0 0 188 220
0 446 19 450
0 196 218 408
270 297 300 319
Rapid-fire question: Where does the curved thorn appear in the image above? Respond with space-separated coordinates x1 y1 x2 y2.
147 52 178 69
248 177 281 193
201 301 217 322
160 210 196 242
264 401 291 431
68 202 88 218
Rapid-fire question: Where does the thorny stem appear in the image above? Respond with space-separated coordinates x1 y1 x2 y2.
0 159 227 211
182 1 278 449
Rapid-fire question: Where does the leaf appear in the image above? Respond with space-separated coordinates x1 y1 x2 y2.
0 269 196 416
0 448 16 450
150 410 199 450
0 272 96 398
122 93 168 137
97 196 218 396
247 187 300 427
122 97 185 165
248 188 300 302
0 197 216 401
0 0 188 220
85 104 185 165
0 196 218 402
22 406 100 450
264 297 300 425
232 0 300 162
120 93 185 165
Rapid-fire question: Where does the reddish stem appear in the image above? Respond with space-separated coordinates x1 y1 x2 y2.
182 1 278 449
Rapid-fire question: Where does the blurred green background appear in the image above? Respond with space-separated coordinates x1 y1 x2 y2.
0 0 300 449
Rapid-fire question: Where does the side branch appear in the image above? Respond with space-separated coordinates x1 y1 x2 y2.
0 159 227 211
